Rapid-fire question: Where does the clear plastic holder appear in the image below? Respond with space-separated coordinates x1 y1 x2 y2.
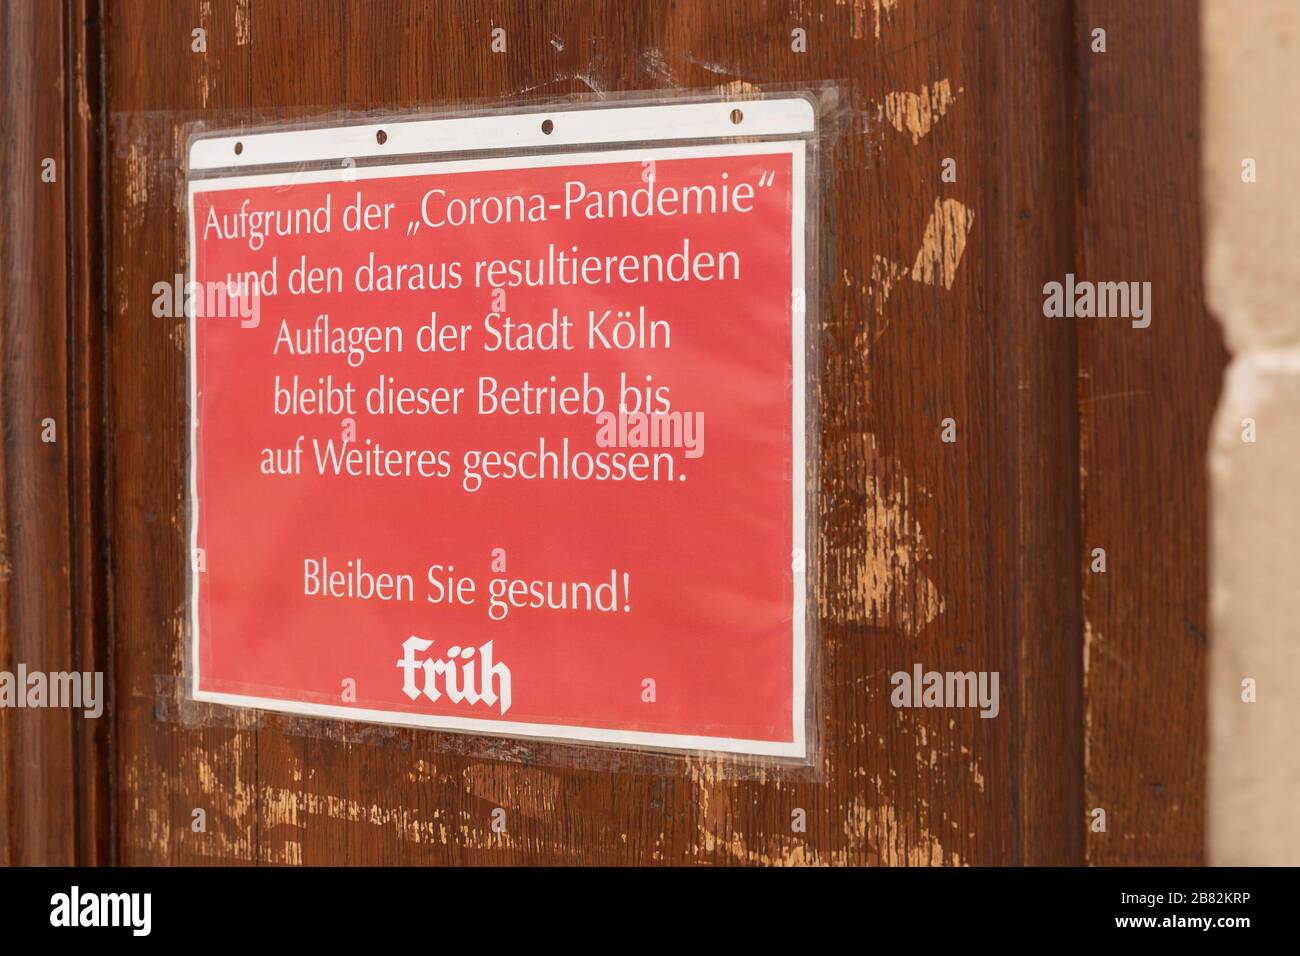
177 87 839 779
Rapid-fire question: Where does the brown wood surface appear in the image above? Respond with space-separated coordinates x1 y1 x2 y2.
0 0 1223 866
1075 0 1226 865
1 0 80 866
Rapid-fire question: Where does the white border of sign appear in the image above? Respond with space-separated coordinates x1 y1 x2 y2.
189 98 815 169
187 104 810 758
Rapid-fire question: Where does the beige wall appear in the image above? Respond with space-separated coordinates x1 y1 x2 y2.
1204 0 1300 866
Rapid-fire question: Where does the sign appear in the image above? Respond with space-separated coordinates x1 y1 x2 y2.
186 100 813 756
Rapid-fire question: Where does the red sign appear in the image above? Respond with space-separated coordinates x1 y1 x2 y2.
187 130 808 756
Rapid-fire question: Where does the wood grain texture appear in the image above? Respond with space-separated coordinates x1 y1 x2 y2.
66 0 115 869
1074 0 1226 865
0 0 80 865
0 0 1205 866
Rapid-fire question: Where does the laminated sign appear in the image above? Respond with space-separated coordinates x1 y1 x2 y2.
186 99 815 757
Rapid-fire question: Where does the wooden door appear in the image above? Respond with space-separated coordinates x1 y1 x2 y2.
1 0 1223 866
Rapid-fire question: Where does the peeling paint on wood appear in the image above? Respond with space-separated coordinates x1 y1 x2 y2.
910 198 974 290
880 79 961 144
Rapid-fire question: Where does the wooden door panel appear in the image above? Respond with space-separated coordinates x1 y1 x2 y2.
0 0 1218 865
